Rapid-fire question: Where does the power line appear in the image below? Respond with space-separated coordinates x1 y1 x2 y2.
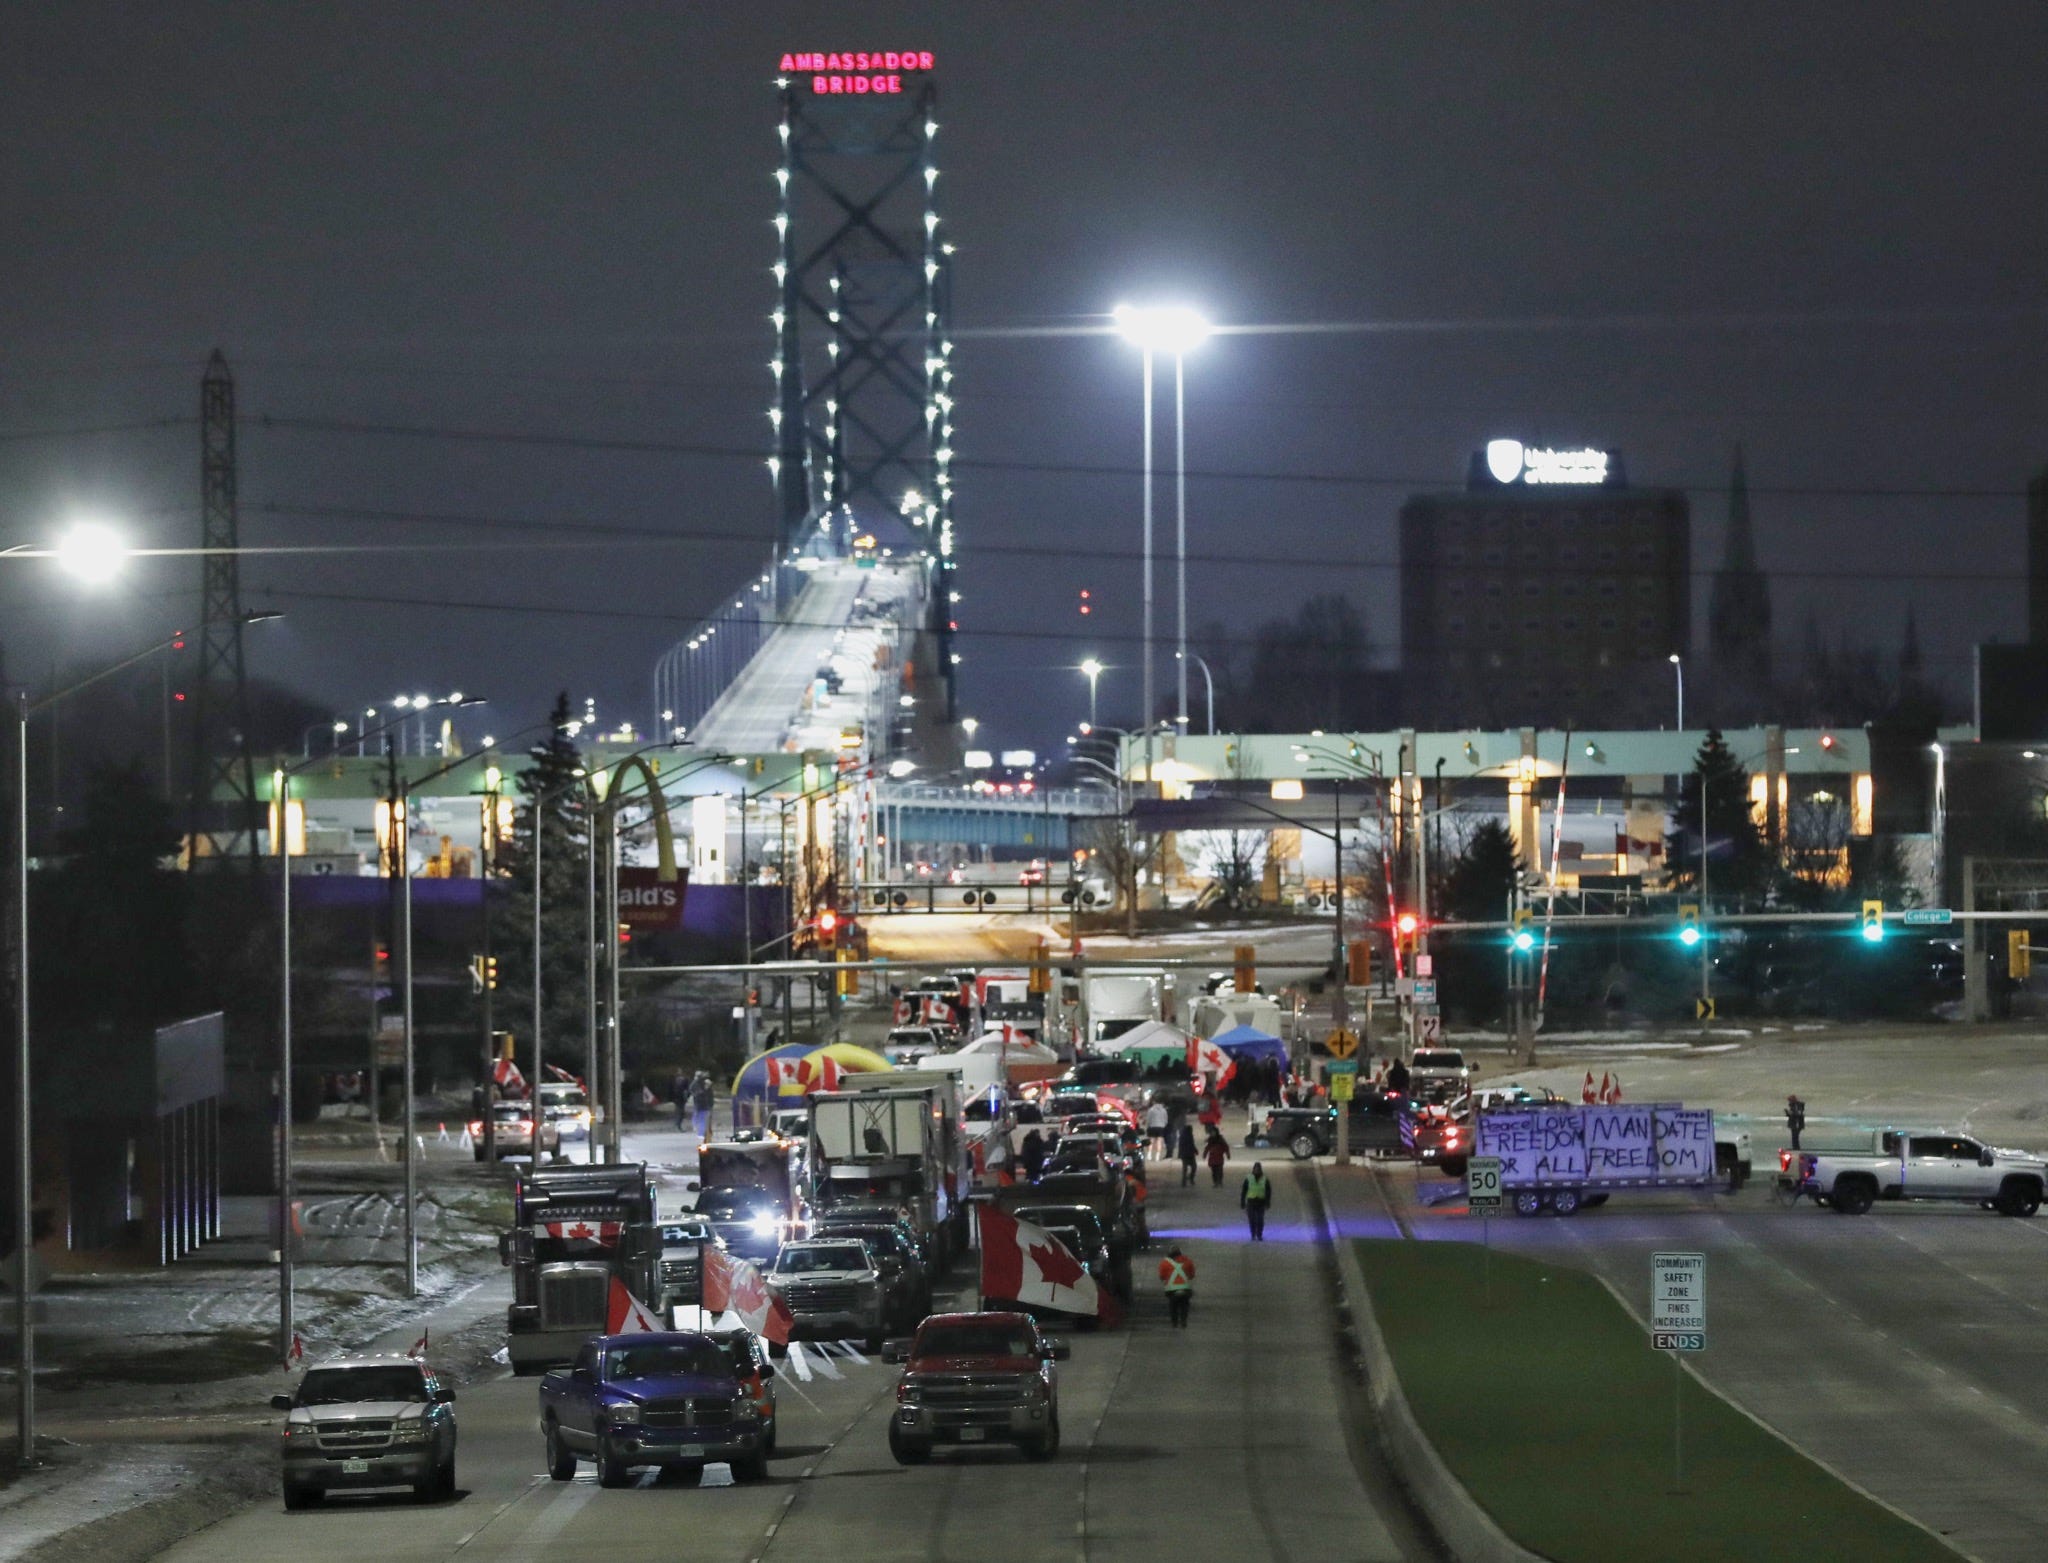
251 499 2013 586
255 411 2043 504
0 416 196 443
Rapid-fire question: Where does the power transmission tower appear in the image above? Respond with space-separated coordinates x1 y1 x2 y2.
191 350 260 864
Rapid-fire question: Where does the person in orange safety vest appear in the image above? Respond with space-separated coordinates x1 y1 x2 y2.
1158 1246 1196 1329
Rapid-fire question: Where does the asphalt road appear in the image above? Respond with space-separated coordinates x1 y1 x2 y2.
1369 1153 2048 1563
160 1161 1431 1563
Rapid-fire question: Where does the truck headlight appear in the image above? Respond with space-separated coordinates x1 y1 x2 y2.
749 1214 780 1238
391 1420 431 1444
606 1403 642 1425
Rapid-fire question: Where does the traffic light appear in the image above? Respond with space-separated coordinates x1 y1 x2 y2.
1677 904 1702 947
617 922 632 946
1346 938 1371 986
1860 900 1885 944
817 907 839 940
1234 943 1256 994
1511 907 1536 954
2011 929 2033 981
1395 911 1420 953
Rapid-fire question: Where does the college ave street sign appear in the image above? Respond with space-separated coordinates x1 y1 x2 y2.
1902 908 1954 926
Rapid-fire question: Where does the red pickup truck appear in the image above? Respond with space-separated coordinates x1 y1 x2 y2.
881 1311 1069 1464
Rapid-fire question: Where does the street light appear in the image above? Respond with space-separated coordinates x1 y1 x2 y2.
1079 658 1103 728
1112 301 1212 777
1669 653 1685 730
51 519 128 586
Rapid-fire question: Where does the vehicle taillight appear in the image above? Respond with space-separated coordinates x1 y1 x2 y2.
467 1121 483 1137
1778 1149 1793 1173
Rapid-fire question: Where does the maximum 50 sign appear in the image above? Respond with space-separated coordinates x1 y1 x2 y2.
1651 1252 1705 1351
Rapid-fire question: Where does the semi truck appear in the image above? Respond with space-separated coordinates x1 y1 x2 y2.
499 1163 659 1373
806 1070 971 1264
1473 1104 1728 1216
1076 970 1175 1046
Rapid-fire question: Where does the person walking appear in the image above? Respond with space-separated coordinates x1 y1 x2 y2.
1203 1124 1231 1187
1144 1097 1170 1161
1786 1094 1807 1151
1241 1161 1272 1240
1158 1245 1196 1329
1176 1122 1199 1187
669 1068 691 1132
1019 1127 1047 1181
690 1071 716 1142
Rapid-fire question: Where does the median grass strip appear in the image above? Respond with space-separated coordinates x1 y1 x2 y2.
1354 1239 1960 1563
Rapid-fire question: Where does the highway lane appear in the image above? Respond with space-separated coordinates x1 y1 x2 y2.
1381 1161 2048 1562
163 1167 1429 1563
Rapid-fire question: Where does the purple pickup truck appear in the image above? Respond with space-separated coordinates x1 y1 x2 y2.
538 1331 771 1487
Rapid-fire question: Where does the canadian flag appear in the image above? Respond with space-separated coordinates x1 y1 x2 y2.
1603 1074 1622 1105
703 1247 794 1345
543 1220 622 1244
493 1057 527 1095
605 1274 665 1336
1597 1072 1613 1105
287 1332 305 1365
1186 1035 1237 1088
765 1057 800 1093
979 1204 1118 1322
407 1328 429 1360
544 1064 583 1087
798 1055 842 1093
1582 1071 1597 1105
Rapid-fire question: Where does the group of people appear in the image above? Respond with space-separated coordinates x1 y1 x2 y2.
668 1068 716 1140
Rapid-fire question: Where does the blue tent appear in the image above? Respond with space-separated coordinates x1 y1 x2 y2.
1209 1024 1290 1069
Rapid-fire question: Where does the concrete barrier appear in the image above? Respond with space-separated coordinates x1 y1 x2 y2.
1312 1163 1548 1563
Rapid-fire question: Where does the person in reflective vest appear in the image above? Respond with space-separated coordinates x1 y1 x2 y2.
1158 1246 1196 1329
1240 1163 1272 1241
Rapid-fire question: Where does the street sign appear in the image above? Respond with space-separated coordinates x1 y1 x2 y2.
1467 1156 1502 1211
1418 1013 1443 1046
1328 1072 1355 1103
1325 1058 1359 1076
1902 908 1954 926
1325 1028 1359 1060
1412 979 1438 1004
1651 1252 1705 1349
1694 997 1716 1021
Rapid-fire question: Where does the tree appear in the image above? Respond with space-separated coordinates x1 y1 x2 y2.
1182 829 1269 910
490 693 592 1081
1666 730 1770 904
1441 819 1520 922
1242 594 1373 731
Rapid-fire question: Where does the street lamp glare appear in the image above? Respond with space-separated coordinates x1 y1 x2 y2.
53 519 127 586
1080 658 1103 679
1111 303 1213 356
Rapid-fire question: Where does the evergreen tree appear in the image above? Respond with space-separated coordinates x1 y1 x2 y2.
1666 730 1770 903
490 693 592 1079
1441 819 1520 922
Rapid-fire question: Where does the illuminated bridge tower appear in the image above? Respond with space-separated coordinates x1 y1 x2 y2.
770 50 957 710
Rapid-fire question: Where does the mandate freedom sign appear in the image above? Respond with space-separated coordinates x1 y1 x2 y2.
1475 1105 1716 1186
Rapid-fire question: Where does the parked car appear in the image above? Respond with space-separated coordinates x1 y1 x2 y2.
272 1355 458 1508
808 1213 933 1329
882 1311 1066 1463
765 1238 890 1350
539 1332 769 1486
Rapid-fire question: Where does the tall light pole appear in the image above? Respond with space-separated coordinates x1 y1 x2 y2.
1112 303 1212 779
1186 652 1217 735
1669 653 1685 730
1079 659 1103 729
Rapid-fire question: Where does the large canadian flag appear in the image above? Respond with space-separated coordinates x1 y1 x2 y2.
979 1204 1117 1322
1186 1034 1237 1089
605 1275 664 1335
703 1247 795 1345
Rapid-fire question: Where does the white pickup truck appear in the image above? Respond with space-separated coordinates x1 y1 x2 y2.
1794 1129 2048 1217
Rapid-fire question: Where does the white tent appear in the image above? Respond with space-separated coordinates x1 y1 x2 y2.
1092 1018 1190 1057
951 1030 1064 1088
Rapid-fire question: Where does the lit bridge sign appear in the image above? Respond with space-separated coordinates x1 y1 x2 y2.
781 50 935 95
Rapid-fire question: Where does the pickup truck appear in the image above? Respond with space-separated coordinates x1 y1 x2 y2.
539 1331 770 1486
882 1311 1068 1464
763 1238 891 1350
1250 1089 1409 1160
1795 1128 2048 1216
272 1355 458 1508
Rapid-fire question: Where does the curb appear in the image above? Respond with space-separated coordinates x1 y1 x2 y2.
1311 1160 1548 1563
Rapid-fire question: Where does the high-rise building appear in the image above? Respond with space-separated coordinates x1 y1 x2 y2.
1707 446 1772 720
1400 442 1690 730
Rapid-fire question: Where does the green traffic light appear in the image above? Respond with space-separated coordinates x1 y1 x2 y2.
1511 929 1536 953
1678 925 1702 947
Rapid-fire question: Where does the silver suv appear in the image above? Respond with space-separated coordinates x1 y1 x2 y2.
766 1239 888 1351
272 1355 458 1508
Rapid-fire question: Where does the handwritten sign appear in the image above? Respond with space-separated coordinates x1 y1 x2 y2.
1475 1105 1717 1189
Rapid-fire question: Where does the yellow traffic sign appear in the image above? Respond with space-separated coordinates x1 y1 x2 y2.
1329 1072 1356 1102
1695 997 1717 1021
1325 1028 1360 1060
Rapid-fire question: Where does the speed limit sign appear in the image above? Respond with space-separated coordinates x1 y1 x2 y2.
1467 1156 1503 1212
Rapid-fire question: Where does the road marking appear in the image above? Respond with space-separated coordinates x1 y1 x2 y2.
449 1473 547 1552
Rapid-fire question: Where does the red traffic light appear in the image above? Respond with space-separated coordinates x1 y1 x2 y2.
1395 912 1419 936
817 909 839 935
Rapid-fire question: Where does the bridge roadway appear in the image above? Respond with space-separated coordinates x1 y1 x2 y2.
163 1161 1430 1563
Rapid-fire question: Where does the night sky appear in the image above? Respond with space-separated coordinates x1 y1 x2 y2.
4 2 2046 756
